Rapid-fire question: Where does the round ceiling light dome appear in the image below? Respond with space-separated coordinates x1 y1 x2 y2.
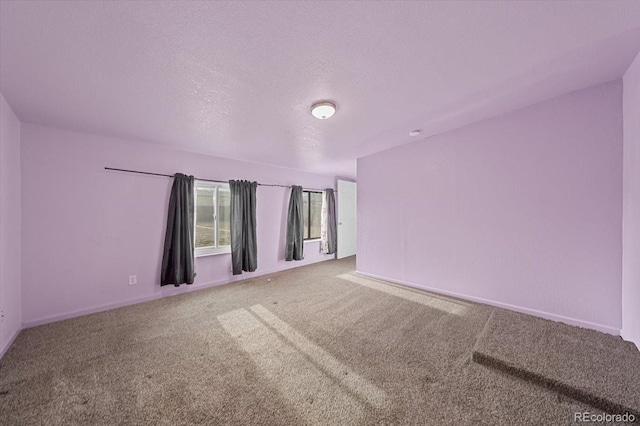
311 101 336 120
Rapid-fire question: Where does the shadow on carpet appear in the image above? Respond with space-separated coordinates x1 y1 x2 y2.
472 309 640 422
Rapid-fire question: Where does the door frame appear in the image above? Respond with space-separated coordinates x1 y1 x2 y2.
337 180 357 259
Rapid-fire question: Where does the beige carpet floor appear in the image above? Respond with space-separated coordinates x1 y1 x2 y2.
0 257 635 425
473 309 640 420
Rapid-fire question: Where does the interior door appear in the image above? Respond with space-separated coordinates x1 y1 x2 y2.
337 180 357 259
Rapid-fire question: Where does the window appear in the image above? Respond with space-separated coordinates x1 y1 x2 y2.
303 190 322 240
194 181 231 256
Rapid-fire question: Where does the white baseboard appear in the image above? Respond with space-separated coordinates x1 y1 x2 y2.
355 270 621 336
23 278 230 328
620 329 640 351
23 257 333 329
0 324 22 360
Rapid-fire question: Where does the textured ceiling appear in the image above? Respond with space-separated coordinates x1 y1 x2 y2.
1 1 639 178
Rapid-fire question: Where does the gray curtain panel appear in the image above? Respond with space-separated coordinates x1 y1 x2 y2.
325 188 338 254
230 180 258 275
286 185 304 261
161 173 195 287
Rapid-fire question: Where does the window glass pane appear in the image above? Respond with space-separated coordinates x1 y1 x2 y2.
195 186 215 248
218 188 231 246
310 192 322 239
303 192 310 239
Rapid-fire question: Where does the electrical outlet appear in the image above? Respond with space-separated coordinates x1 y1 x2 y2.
129 275 137 286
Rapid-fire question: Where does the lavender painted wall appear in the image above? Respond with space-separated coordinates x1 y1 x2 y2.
357 81 623 334
21 124 335 326
622 51 640 348
0 93 22 357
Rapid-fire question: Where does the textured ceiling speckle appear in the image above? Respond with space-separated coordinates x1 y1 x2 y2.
1 1 639 177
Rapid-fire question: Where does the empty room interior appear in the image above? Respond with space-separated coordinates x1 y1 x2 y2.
1 1 640 425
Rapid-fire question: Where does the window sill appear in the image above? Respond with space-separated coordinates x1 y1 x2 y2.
304 238 322 243
195 248 231 258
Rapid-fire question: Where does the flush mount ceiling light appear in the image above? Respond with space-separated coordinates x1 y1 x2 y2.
310 101 336 120
409 130 421 137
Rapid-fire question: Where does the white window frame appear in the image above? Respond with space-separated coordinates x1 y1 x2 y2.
303 190 323 242
194 181 231 257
